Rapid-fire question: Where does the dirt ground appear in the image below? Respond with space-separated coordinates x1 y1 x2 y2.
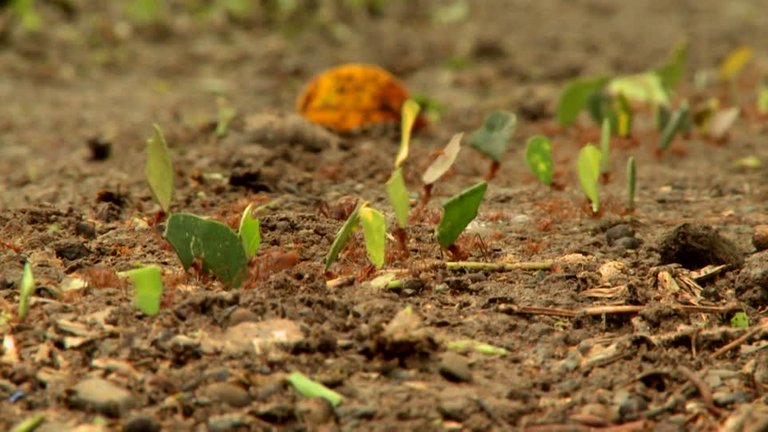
3 1 768 431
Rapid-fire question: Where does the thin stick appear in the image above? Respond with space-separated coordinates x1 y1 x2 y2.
499 303 740 318
446 261 554 272
710 320 768 359
677 366 714 406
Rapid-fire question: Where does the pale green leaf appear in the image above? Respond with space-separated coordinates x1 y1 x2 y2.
608 73 669 105
145 124 173 212
524 135 553 186
435 181 487 248
733 155 760 169
446 339 507 356
287 371 344 407
120 265 163 316
359 206 387 269
577 145 601 213
469 111 516 162
18 261 35 321
164 213 248 288
238 203 261 259
386 168 409 228
422 133 462 185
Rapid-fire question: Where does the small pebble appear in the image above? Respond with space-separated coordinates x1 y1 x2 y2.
199 382 251 408
606 224 635 245
227 308 260 327
75 222 97 239
753 225 768 251
123 415 161 432
69 378 137 418
614 237 640 250
208 414 251 432
438 352 472 383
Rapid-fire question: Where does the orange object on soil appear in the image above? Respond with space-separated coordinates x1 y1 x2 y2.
296 63 423 133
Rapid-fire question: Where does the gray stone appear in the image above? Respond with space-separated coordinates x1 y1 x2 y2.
606 224 635 245
614 237 641 250
614 390 647 420
199 382 251 407
438 352 472 383
227 308 260 327
208 414 252 432
123 415 161 432
438 389 474 421
69 378 137 418
736 250 768 306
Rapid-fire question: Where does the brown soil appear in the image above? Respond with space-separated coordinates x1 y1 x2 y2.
3 1 768 431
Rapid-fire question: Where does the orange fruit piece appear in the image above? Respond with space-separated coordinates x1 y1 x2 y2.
297 63 422 133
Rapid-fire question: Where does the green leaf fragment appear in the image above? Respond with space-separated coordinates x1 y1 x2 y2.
238 203 261 260
469 111 516 162
216 103 237 137
287 371 344 407
626 156 636 211
524 135 554 186
120 266 164 316
11 0 41 31
599 118 611 175
577 145 601 213
145 124 174 212
733 155 760 169
164 213 249 288
758 79 768 114
730 311 749 328
557 77 609 126
359 206 387 269
655 41 688 91
446 339 507 356
435 181 487 248
18 261 35 321
10 414 45 432
659 101 689 151
386 168 410 228
324 202 362 271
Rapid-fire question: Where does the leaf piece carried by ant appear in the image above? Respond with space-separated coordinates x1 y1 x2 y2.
119 265 163 316
359 206 387 269
577 145 601 213
164 213 248 288
524 135 553 186
386 168 409 228
324 201 363 272
436 181 488 248
469 111 516 163
422 133 462 185
297 64 423 134
145 124 173 213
